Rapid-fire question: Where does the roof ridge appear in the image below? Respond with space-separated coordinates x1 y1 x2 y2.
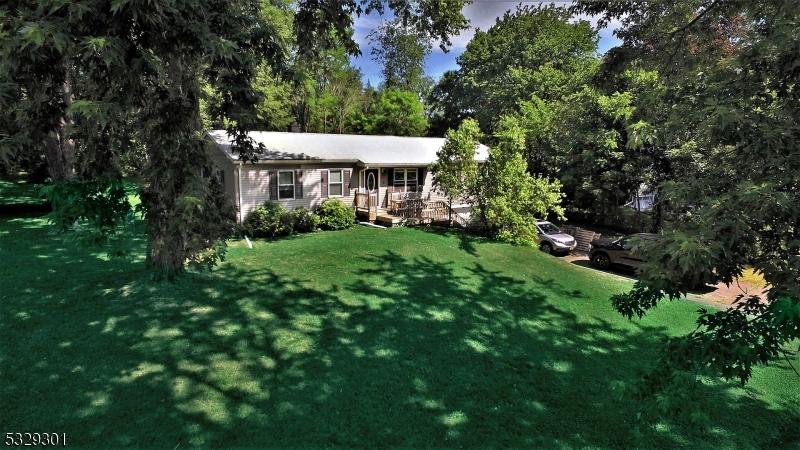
209 129 446 140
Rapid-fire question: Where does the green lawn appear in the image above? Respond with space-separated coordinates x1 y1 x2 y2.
1 216 798 448
0 178 44 206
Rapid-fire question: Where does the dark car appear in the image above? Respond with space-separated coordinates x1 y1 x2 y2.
588 233 660 271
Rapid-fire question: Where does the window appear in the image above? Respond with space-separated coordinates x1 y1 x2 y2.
278 170 294 199
537 222 560 235
393 168 418 192
329 170 343 196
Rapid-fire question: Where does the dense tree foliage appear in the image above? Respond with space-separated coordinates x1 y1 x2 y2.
573 0 800 414
475 116 564 246
369 19 433 96
1 0 468 278
364 88 428 136
509 68 667 226
428 6 598 134
301 47 366 134
1 0 282 278
430 118 480 224
428 5 662 226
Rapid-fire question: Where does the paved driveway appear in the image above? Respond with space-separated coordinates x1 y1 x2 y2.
557 252 766 310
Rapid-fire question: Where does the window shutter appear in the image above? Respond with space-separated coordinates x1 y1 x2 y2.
295 170 303 199
321 170 329 198
269 170 278 200
343 169 351 196
418 167 426 193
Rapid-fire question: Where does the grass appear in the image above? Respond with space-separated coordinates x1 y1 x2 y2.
1 216 798 448
0 178 44 206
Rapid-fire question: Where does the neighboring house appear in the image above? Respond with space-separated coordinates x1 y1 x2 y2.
206 130 489 225
624 185 656 212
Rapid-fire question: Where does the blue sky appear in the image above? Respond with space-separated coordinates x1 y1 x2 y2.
349 2 622 86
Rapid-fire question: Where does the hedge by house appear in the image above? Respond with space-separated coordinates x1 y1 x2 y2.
290 207 320 233
243 202 293 238
316 199 355 230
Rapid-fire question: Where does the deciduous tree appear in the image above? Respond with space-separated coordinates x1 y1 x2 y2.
367 88 428 136
477 116 564 245
430 118 481 225
575 0 800 417
428 5 598 133
369 19 433 96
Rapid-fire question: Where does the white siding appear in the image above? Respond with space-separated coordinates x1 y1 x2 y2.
206 144 237 203
236 163 455 221
240 168 270 218
239 165 358 221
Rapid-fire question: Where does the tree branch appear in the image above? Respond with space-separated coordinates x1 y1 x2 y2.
669 0 722 37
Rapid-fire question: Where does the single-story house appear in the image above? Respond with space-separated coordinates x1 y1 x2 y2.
206 130 490 224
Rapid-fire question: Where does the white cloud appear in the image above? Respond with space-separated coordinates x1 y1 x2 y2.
353 12 387 56
429 4 621 52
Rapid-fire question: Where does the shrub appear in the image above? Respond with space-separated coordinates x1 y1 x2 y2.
291 207 320 233
316 199 355 230
243 201 292 237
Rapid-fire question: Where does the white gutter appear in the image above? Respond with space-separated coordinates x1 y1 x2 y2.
237 165 243 223
229 158 365 165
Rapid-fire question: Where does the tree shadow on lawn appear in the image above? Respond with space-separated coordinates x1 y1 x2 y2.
569 259 737 300
414 225 484 257
570 258 639 281
1 220 797 448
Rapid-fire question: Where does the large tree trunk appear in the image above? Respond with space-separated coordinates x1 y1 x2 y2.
141 60 236 280
45 70 76 181
146 215 188 279
141 61 204 279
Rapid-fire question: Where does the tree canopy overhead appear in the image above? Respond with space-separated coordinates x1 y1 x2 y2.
369 18 433 96
573 0 800 416
1 0 470 278
428 5 598 134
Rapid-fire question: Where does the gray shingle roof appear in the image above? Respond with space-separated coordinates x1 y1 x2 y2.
207 130 489 165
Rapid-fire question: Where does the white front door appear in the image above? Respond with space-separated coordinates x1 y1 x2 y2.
365 169 378 194
363 168 379 209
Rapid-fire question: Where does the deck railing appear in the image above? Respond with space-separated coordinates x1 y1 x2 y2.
355 192 378 211
389 198 468 227
356 190 469 227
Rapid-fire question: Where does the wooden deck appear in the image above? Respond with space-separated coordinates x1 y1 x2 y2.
375 211 404 225
355 192 463 227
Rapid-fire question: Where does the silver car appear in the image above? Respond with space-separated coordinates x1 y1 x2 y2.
536 220 576 254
